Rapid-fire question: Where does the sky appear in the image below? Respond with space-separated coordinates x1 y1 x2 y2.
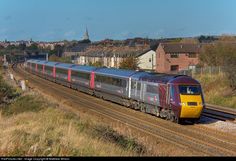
0 0 236 41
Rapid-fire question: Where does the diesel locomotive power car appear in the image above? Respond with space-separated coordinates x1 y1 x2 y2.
25 59 205 124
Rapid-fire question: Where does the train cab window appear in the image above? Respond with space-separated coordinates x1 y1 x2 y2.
179 85 200 95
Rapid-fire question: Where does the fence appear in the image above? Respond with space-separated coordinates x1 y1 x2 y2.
177 66 225 77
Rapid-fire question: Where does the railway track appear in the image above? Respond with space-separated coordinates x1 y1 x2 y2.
11 64 236 156
203 104 236 122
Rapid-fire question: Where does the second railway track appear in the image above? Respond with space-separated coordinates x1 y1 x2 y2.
11 64 236 156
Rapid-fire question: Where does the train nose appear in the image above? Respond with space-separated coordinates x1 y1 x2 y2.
179 95 204 118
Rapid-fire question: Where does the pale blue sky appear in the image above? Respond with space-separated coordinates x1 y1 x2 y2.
0 0 236 41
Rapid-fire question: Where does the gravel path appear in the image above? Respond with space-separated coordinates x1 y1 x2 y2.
200 116 236 134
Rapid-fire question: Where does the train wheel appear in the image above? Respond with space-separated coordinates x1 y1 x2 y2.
169 111 176 122
176 118 183 124
170 114 175 122
140 103 145 113
156 108 160 117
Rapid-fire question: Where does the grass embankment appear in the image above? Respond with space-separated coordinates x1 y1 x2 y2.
0 73 146 156
196 74 236 109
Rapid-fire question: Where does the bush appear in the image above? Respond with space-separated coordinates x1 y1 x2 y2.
2 95 45 116
200 42 236 90
0 75 21 103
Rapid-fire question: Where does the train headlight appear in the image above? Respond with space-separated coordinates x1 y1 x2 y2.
179 102 186 106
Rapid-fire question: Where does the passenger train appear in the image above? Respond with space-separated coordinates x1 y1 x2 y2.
24 59 205 124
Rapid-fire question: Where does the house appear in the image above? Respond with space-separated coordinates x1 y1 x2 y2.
155 43 201 73
136 49 156 71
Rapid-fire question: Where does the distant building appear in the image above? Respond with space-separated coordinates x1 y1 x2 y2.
83 27 90 41
136 49 156 71
155 43 201 73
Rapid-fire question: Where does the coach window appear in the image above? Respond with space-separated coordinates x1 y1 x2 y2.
71 71 79 80
57 68 67 75
147 85 157 94
131 81 136 89
121 79 127 87
78 72 90 80
38 64 42 71
137 83 141 91
45 66 53 74
31 63 35 71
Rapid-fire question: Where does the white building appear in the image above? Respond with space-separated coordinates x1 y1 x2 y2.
136 49 156 71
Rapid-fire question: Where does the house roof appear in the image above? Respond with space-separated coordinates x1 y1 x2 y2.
70 43 90 52
160 43 201 53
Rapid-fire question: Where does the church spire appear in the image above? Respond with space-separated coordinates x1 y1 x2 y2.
83 27 89 40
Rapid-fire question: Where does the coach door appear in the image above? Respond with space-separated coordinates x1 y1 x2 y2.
167 83 177 109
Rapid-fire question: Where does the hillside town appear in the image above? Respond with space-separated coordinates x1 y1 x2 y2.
1 29 229 74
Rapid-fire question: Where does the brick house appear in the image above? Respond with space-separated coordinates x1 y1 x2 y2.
155 43 201 73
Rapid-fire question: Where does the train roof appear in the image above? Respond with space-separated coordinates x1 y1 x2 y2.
94 68 137 79
130 71 151 80
55 63 76 69
27 59 39 63
140 73 200 84
36 60 48 65
44 61 60 67
71 65 98 73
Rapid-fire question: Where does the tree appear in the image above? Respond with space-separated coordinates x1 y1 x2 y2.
200 42 236 90
49 54 60 62
119 56 139 70
180 38 199 44
218 35 236 42
49 54 71 63
92 61 103 67
28 43 38 51
54 45 64 57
